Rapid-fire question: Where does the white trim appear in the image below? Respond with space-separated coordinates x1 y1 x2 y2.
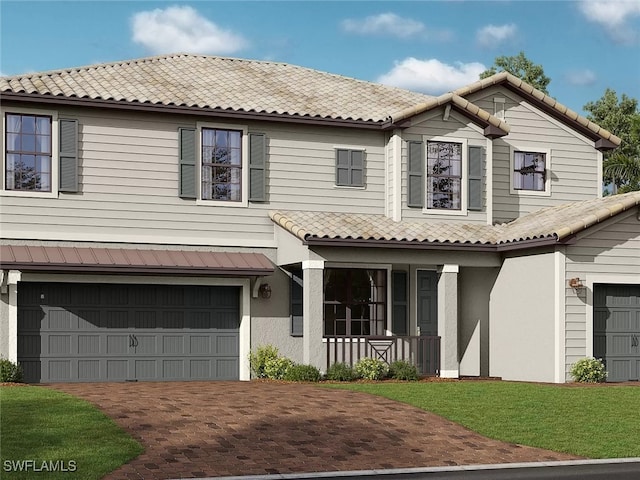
422 136 468 216
597 150 604 198
585 273 640 359
440 369 459 378
392 130 402 221
486 137 493 225
509 145 552 197
1 106 60 198
195 121 249 207
442 104 451 121
302 260 325 270
332 145 366 151
494 97 505 120
554 248 566 383
439 264 459 274
7 270 21 363
17 272 253 380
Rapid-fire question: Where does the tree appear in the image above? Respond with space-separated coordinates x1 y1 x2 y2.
584 89 640 193
480 52 551 94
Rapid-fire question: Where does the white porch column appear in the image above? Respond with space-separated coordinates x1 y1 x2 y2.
438 265 459 378
2 270 22 362
302 260 325 371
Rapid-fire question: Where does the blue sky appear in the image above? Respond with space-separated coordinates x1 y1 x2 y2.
1 1 639 115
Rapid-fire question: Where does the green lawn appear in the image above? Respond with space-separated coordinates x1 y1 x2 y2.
326 381 640 459
0 386 142 480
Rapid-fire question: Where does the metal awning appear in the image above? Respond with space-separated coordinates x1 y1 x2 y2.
0 245 274 276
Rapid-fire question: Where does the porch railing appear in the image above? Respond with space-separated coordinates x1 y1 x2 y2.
325 335 440 376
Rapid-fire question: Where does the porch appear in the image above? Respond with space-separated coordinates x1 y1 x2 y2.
325 335 441 376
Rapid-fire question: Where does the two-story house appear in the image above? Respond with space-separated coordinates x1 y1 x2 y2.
1 54 639 384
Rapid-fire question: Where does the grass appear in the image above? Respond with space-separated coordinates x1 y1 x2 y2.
0 386 143 480
325 381 640 459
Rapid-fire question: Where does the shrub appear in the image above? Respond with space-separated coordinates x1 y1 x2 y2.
263 357 294 380
354 357 388 380
249 344 280 379
284 364 322 382
388 360 419 381
325 362 356 381
0 358 23 383
570 357 607 383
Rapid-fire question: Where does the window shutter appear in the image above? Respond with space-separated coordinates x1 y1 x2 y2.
468 146 483 211
249 133 267 202
335 149 349 186
179 127 197 199
59 119 78 192
290 269 303 337
392 271 408 335
350 150 364 187
407 141 424 208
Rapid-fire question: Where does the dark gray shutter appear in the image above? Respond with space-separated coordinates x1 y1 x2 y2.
468 146 483 211
336 149 350 186
392 271 408 335
249 133 267 202
407 141 424 208
179 127 197 199
290 269 303 337
350 150 364 187
59 119 78 192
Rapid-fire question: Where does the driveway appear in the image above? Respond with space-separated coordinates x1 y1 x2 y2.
50 382 579 479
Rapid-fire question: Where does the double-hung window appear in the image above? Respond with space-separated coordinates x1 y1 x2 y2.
513 151 546 192
426 141 462 210
201 128 242 201
5 113 52 192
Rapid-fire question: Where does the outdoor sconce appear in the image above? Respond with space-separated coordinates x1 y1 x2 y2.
258 283 272 299
569 277 585 290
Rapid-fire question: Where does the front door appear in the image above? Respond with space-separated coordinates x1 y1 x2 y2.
417 271 438 374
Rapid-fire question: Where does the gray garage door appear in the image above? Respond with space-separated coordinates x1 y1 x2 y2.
18 283 240 383
594 284 640 382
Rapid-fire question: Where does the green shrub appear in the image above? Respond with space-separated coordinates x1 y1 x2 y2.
388 360 419 381
283 364 321 382
570 357 607 383
0 358 23 383
263 357 294 380
325 362 356 381
249 344 280 378
354 357 388 380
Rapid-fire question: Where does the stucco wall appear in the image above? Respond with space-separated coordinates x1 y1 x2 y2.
490 251 556 382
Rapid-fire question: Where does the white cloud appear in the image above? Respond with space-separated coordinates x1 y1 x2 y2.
341 13 452 41
377 58 486 95
578 0 640 44
476 23 517 48
565 69 597 86
131 5 248 55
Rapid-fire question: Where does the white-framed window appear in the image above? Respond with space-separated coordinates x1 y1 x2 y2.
196 121 248 207
2 107 59 198
510 145 551 196
424 137 468 215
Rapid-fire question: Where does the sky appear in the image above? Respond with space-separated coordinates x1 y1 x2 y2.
1 1 639 116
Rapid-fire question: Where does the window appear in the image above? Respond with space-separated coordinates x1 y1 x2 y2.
201 128 242 201
323 269 386 336
5 113 52 192
335 149 364 187
426 141 462 210
513 151 546 192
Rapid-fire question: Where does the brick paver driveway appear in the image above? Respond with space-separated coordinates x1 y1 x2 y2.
50 382 579 479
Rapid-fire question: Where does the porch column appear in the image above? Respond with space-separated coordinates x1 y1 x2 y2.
1 270 21 362
302 260 325 371
438 265 459 378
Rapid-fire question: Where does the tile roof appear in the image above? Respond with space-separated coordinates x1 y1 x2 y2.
0 53 432 123
270 192 640 250
0 245 274 276
454 72 621 147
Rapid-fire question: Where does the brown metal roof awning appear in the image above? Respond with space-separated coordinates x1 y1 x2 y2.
0 245 274 277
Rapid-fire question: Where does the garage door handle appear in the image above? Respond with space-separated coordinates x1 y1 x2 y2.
129 334 139 348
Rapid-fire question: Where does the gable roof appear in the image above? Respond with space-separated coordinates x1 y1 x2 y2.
454 72 621 149
270 192 640 251
0 53 431 126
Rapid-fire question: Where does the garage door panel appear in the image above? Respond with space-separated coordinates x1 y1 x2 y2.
18 283 240 382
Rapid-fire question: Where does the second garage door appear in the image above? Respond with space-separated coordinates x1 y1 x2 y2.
18 283 240 383
593 284 640 382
